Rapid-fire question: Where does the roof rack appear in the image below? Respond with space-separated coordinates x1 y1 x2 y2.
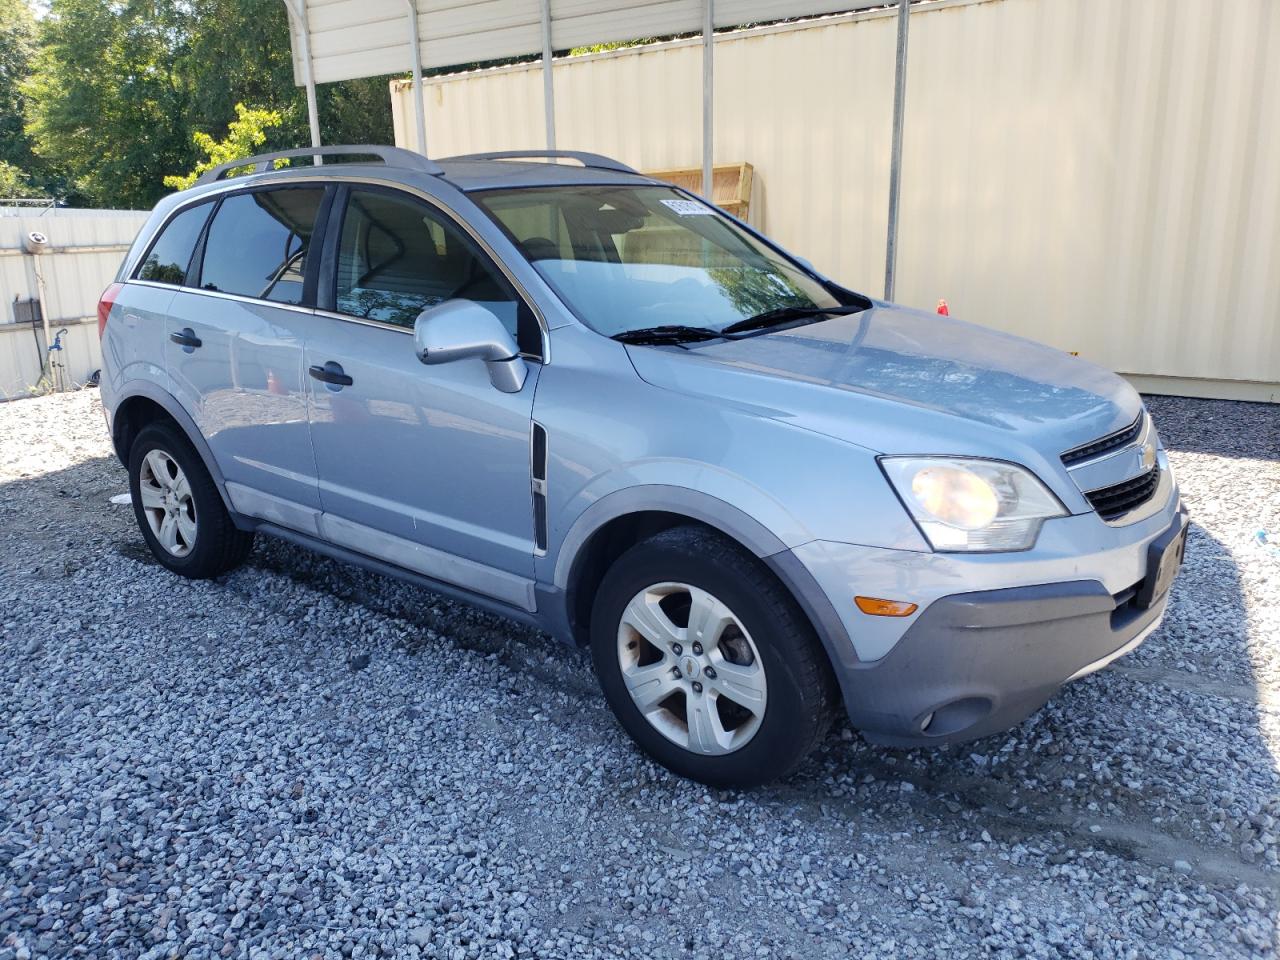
442 150 638 175
194 145 443 186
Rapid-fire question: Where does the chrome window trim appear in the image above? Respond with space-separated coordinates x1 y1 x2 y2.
127 278 318 317
127 174 551 364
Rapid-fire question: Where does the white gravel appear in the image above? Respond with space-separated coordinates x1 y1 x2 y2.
0 389 1277 960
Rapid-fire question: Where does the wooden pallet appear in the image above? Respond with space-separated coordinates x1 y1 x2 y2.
642 162 754 220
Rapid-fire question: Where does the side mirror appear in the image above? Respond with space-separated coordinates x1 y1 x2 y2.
413 299 528 393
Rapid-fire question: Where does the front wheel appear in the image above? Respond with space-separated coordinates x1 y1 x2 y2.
590 526 838 787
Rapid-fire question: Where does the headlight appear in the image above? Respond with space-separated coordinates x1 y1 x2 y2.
880 457 1067 552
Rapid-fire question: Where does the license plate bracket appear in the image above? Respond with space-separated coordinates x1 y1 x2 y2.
1135 514 1188 609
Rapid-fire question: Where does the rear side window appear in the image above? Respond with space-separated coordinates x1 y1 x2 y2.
135 202 212 285
198 187 325 305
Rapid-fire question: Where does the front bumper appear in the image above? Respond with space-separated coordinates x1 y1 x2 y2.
842 566 1175 746
785 484 1187 746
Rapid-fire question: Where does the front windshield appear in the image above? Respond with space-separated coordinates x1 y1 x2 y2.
474 185 847 337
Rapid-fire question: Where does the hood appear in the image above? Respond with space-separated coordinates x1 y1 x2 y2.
624 304 1143 460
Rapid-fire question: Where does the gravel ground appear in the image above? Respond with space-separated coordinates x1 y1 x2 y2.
0 390 1277 960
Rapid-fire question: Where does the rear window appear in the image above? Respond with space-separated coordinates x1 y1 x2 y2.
197 187 325 305
135 202 212 285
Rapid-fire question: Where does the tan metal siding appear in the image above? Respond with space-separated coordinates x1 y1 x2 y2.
0 211 148 398
393 0 1280 393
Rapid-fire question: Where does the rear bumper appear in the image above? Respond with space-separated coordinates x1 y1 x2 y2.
795 501 1189 746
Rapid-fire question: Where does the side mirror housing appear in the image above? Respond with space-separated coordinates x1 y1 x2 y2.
414 299 528 393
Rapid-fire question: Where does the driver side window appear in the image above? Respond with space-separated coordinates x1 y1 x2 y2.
334 188 533 353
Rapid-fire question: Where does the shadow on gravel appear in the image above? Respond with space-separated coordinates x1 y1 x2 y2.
1145 394 1280 461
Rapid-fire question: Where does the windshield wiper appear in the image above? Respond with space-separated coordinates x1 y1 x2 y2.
720 304 865 336
611 325 723 345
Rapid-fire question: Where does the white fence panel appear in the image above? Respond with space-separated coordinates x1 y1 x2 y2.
392 0 1280 400
0 210 147 400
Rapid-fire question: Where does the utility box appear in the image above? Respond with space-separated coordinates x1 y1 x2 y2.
11 296 42 327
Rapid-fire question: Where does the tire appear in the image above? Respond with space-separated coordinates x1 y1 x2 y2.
590 525 839 788
128 421 253 579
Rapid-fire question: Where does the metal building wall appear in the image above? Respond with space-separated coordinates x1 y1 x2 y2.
0 210 147 400
392 0 1279 400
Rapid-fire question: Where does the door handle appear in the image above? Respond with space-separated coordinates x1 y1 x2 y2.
308 362 354 387
169 328 202 349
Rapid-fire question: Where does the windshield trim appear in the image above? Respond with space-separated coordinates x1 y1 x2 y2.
470 183 868 336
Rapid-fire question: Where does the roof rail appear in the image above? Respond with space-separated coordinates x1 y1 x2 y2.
442 150 638 175
193 145 443 186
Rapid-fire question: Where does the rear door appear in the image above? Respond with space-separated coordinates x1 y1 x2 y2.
165 185 330 528
113 199 213 389
303 185 543 607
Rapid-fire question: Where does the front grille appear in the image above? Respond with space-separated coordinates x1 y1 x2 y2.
1061 414 1144 467
1085 467 1160 521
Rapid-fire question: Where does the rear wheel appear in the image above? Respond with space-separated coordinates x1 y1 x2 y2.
128 422 253 578
590 526 838 787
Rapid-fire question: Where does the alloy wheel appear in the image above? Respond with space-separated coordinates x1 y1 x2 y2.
138 449 197 558
616 582 767 755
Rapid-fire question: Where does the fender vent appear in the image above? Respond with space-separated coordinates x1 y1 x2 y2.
532 422 548 553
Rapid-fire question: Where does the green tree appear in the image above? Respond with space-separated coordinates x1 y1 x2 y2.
164 102 284 190
23 0 395 208
0 0 66 196
24 0 194 208
0 159 44 198
0 0 37 169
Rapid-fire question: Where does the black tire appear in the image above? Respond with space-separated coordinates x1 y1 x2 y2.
590 525 839 788
128 421 254 578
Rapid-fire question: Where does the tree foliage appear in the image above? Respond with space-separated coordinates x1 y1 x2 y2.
163 103 284 191
24 0 193 209
0 0 58 196
12 0 396 208
0 159 44 198
0 0 36 167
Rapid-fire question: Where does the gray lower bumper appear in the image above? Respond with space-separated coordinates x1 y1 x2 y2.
842 508 1187 747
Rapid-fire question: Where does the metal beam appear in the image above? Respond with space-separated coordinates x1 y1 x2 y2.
283 0 322 156
404 0 428 155
883 0 910 301
702 0 714 199
540 0 556 151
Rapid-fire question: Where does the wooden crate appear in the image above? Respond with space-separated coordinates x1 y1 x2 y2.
643 162 754 220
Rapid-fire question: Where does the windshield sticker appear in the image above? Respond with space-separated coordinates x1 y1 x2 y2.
661 199 714 216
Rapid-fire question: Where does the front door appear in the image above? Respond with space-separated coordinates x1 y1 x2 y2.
304 186 542 609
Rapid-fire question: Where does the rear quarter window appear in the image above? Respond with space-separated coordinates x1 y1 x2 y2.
135 202 212 285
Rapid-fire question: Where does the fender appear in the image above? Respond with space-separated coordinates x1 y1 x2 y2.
546 483 856 668
111 380 242 524
550 484 789 590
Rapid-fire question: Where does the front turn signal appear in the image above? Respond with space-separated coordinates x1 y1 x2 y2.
854 596 918 618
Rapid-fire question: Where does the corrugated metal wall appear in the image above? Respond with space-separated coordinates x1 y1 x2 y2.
392 0 1280 399
292 0 881 85
0 210 147 400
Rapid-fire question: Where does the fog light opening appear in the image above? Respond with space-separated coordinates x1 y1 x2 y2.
921 697 994 738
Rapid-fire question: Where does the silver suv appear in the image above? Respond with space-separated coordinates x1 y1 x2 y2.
99 145 1188 787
